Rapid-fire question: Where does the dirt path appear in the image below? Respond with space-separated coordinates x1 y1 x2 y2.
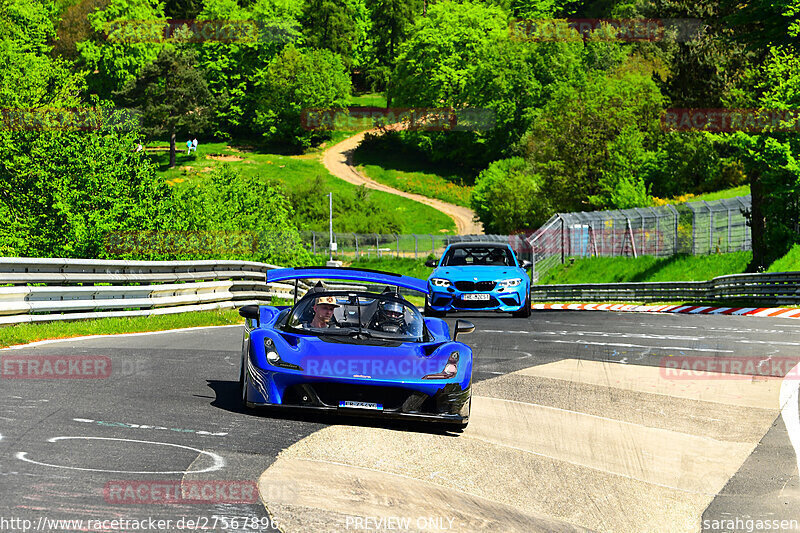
321 129 484 235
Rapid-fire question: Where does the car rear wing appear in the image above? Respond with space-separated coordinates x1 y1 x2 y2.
267 267 429 295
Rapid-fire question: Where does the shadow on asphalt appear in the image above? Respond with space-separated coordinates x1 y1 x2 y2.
205 379 465 436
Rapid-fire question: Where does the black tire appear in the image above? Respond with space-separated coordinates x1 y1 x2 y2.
512 291 531 318
239 347 250 410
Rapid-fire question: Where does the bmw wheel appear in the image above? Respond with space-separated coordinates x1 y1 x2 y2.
512 291 531 318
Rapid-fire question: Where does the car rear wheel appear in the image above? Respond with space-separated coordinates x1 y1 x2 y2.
512 291 531 318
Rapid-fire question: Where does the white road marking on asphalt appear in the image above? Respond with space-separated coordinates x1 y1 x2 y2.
71 417 228 436
1 325 242 350
479 331 733 353
15 436 226 474
779 362 800 480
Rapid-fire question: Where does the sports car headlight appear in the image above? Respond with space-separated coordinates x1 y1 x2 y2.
498 278 523 288
422 351 459 380
264 337 302 370
430 278 451 288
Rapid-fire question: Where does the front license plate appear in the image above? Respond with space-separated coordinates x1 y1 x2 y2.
339 401 383 410
462 293 490 300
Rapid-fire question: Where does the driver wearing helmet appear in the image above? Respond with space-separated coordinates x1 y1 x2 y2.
369 299 408 334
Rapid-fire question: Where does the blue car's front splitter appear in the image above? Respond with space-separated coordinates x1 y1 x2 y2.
245 368 470 423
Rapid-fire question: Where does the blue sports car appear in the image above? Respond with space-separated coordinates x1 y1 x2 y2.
237 267 474 427
424 242 532 318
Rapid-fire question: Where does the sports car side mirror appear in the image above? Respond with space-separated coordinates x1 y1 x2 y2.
239 305 260 326
453 320 475 342
425 259 438 267
520 260 532 270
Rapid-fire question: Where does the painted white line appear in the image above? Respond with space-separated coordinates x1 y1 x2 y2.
780 362 800 481
689 307 712 314
15 436 225 474
1 324 242 350
732 308 758 315
754 308 779 317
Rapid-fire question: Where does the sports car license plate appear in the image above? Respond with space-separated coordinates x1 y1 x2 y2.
339 401 383 410
462 293 490 300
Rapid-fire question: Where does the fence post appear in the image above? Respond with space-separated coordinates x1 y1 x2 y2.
559 215 565 264
374 233 380 258
413 235 418 259
727 209 732 252
703 201 713 254
396 234 400 257
353 233 358 260
431 235 434 256
666 204 679 255
312 231 317 255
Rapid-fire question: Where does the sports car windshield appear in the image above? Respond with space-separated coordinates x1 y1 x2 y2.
441 246 515 266
284 291 425 342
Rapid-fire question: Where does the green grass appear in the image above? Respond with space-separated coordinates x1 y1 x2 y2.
0 308 244 349
767 244 800 272
350 92 388 108
149 141 456 235
353 141 474 207
655 185 751 206
538 252 753 284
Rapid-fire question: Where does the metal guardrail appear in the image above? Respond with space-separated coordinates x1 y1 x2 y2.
531 272 800 305
0 258 366 325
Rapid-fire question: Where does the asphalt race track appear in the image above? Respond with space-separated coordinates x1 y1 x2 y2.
1 311 799 533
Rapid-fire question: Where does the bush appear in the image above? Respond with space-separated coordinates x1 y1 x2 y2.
471 157 552 234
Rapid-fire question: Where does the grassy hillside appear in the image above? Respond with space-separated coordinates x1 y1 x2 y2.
149 142 456 235
537 252 753 284
767 244 800 272
352 136 475 207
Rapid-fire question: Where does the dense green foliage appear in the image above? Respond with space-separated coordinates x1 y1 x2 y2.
4 0 800 269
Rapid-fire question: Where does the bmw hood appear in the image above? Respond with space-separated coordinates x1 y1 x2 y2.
430 266 523 281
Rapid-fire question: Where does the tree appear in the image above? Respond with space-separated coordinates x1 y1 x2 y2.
299 0 356 64
115 47 215 167
365 0 417 103
521 53 664 212
471 157 552 234
76 0 167 99
252 45 350 148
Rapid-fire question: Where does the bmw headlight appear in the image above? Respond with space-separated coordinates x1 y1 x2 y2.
430 278 451 288
499 278 523 288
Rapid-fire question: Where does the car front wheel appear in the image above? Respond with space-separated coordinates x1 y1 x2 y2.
512 291 531 318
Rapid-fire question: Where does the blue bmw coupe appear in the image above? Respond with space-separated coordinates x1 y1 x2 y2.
424 242 532 318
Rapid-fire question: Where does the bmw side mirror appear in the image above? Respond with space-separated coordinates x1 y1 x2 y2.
453 320 475 342
425 259 438 267
520 260 532 270
239 305 260 326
